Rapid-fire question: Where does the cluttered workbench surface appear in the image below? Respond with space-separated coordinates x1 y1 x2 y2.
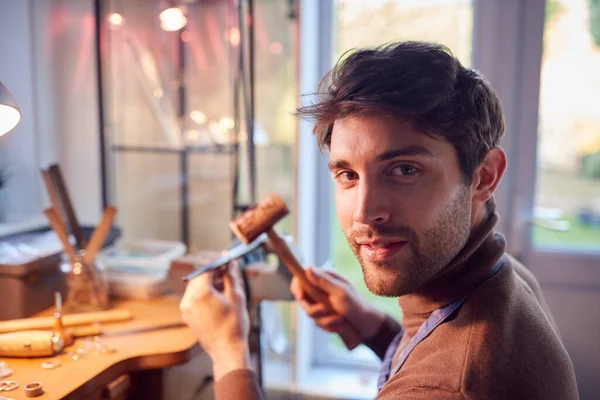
0 295 199 400
0 165 294 399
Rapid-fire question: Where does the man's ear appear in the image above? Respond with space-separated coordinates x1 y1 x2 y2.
471 147 507 206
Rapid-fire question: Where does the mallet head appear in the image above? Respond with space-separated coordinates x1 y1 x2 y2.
230 193 289 244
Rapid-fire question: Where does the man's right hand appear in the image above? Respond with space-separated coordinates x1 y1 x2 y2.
290 267 387 342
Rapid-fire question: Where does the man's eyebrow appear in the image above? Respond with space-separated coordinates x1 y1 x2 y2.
375 145 435 162
328 159 351 170
328 145 435 170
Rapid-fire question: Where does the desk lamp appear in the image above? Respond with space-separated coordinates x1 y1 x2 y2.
0 80 21 137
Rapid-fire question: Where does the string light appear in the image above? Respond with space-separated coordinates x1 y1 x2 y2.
190 110 207 124
160 7 187 32
108 13 124 26
227 27 240 47
219 117 235 130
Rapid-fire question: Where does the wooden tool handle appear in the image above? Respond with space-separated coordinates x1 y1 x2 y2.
44 208 77 258
265 229 362 350
0 309 132 334
70 324 103 338
0 330 62 358
49 164 87 249
60 324 103 346
41 169 67 228
83 206 117 265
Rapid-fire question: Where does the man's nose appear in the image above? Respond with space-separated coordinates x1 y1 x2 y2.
352 182 391 225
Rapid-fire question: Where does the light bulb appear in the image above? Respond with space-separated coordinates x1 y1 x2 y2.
227 27 240 47
108 13 124 26
160 7 187 32
190 110 207 125
186 129 200 140
219 117 235 130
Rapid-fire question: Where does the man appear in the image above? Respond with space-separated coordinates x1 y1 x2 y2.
180 42 579 399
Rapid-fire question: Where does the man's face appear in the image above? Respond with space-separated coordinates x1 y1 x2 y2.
329 114 473 297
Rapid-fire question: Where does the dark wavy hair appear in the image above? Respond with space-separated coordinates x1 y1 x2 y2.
297 41 505 189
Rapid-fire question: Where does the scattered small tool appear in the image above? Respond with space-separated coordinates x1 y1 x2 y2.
0 363 11 379
24 381 44 397
0 380 18 392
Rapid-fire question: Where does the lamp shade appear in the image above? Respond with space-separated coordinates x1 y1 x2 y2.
0 80 21 137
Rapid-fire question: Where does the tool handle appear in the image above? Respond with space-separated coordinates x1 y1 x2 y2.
44 208 77 258
0 330 61 358
0 309 132 334
265 229 362 350
83 206 117 265
49 164 87 249
41 169 67 229
69 324 103 338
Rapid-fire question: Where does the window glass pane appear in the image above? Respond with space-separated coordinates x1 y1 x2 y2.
102 0 297 370
103 0 235 248
326 0 473 361
334 0 473 64
532 0 600 250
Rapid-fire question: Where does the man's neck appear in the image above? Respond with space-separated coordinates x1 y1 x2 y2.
398 212 506 314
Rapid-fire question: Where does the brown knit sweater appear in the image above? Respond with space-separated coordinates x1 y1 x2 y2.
214 214 579 399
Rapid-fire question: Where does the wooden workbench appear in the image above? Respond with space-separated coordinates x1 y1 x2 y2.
0 295 203 400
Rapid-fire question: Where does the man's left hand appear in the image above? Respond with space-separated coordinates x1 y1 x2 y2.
180 262 251 381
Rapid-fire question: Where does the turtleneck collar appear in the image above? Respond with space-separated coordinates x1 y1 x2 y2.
398 212 507 315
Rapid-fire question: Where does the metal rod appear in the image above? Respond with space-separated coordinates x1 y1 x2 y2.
238 0 260 387
247 0 256 204
236 0 256 209
111 144 235 154
178 25 190 248
94 0 109 210
232 0 242 218
181 150 189 248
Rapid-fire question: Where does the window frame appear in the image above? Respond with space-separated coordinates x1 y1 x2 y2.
294 0 336 383
299 0 556 373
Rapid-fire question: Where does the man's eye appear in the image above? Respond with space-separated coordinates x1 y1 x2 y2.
391 165 418 176
335 171 358 183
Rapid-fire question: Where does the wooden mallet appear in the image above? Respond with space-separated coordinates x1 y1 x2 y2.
230 193 362 350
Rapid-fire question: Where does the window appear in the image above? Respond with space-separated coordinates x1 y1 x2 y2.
102 0 236 248
101 0 297 249
100 0 298 375
491 0 600 394
1 0 102 233
317 0 474 366
532 0 600 250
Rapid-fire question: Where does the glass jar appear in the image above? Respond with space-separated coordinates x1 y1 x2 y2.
60 252 110 313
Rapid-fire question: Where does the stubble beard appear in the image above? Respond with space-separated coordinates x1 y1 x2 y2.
349 187 472 297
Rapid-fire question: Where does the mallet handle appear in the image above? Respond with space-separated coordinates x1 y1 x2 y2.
0 330 61 357
265 229 362 350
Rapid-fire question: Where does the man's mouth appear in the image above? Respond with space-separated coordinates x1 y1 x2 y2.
358 240 407 262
